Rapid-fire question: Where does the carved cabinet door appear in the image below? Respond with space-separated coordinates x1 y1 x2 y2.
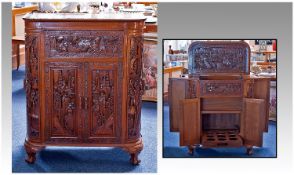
84 62 122 143
44 62 84 143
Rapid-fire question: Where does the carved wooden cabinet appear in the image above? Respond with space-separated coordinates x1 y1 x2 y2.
23 13 145 165
169 41 271 155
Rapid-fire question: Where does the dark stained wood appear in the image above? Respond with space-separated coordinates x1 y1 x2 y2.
202 130 243 148
188 41 250 75
202 114 240 130
23 13 145 165
168 41 272 155
200 80 243 97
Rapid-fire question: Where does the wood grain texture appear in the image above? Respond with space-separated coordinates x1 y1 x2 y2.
242 98 265 147
179 98 201 146
168 78 187 132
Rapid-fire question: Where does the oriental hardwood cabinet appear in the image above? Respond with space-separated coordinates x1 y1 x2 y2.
23 13 145 165
169 41 271 155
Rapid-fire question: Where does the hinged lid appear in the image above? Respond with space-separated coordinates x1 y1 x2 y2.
188 41 250 75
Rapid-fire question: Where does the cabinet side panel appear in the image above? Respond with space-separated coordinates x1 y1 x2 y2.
25 34 41 142
127 35 144 140
243 98 265 147
179 98 201 146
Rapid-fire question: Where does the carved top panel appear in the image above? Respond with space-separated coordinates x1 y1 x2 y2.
188 41 250 75
45 30 124 58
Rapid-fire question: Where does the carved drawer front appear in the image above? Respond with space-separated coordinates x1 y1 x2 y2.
45 30 124 59
44 62 84 143
200 80 243 97
85 62 122 143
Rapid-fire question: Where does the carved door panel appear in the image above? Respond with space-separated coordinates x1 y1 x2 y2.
85 62 122 143
242 98 265 147
44 62 84 143
179 98 201 146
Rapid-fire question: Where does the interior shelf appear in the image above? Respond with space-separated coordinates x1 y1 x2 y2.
201 110 241 114
201 130 243 148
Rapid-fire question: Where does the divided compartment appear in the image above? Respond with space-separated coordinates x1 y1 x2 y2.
201 113 243 148
202 129 243 148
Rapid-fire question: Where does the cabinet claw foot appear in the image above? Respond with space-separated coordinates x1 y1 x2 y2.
25 152 36 164
188 145 196 156
24 140 44 164
122 137 143 165
130 153 141 165
246 146 253 155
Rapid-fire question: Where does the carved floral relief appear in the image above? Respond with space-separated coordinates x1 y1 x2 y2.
25 35 40 138
128 36 144 139
52 69 77 136
91 69 115 136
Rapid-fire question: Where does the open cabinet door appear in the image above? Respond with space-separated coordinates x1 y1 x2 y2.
242 98 265 147
169 78 187 132
253 79 270 132
179 98 201 146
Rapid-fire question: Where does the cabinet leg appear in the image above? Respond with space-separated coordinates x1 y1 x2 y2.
122 137 143 165
24 140 44 164
130 153 141 165
246 146 253 155
188 145 196 156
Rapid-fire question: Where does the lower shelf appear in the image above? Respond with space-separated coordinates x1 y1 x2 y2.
201 130 243 148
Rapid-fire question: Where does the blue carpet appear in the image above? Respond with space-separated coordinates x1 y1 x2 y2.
163 103 277 158
12 65 157 173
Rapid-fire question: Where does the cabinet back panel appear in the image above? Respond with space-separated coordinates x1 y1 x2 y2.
202 114 240 130
201 98 242 111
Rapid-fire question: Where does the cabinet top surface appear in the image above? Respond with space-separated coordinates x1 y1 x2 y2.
23 12 146 22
